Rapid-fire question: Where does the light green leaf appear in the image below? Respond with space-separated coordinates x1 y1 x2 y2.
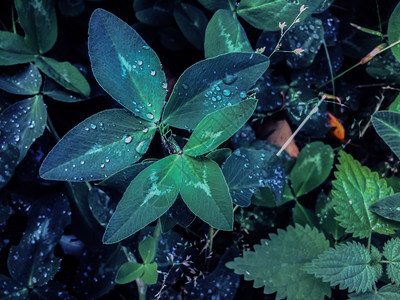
139 236 157 264
370 193 400 222
305 242 382 294
89 9 166 122
0 31 36 65
162 52 269 129
204 9 252 58
183 98 257 156
34 56 90 97
383 238 400 285
15 0 57 54
349 284 400 300
181 155 233 230
141 262 158 284
372 111 400 160
332 151 398 238
0 63 42 95
115 262 144 284
39 109 156 181
103 155 181 244
291 141 334 197
226 225 330 300
388 1 400 63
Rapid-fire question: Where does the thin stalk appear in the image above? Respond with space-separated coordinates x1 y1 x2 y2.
322 39 335 97
46 111 61 141
375 0 383 35
367 231 372 252
295 200 314 226
11 4 16 34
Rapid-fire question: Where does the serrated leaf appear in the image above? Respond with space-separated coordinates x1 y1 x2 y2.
291 141 334 197
183 98 257 156
115 262 144 284
383 238 400 285
389 93 400 113
103 154 181 244
133 0 173 26
370 193 400 222
305 242 382 294
349 284 400 300
388 1 400 63
226 225 330 300
0 31 36 65
141 262 158 284
39 109 156 182
139 236 157 264
89 9 166 122
181 155 233 230
162 52 269 129
372 111 400 160
204 9 252 58
332 151 398 238
0 63 42 95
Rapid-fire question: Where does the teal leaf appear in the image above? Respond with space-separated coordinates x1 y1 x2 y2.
14 0 57 54
42 78 88 103
0 274 28 298
139 236 157 264
305 242 382 294
133 0 173 26
372 111 400 160
226 225 330 300
0 31 36 66
88 9 166 122
206 148 232 166
88 187 116 227
39 109 156 182
349 284 400 300
388 1 400 63
141 262 158 284
370 193 400 222
115 262 144 284
204 9 252 58
183 98 257 156
383 238 400 285
290 141 334 197
198 0 234 11
315 193 345 241
103 154 181 244
0 143 19 189
0 63 42 95
181 155 233 230
366 51 400 84
162 52 269 129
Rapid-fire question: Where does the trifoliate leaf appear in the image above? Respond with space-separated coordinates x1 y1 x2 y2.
115 262 144 284
383 238 400 285
226 224 331 300
349 284 400 299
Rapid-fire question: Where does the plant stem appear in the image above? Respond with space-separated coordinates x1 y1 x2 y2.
317 63 360 90
321 39 335 98
295 200 314 226
46 111 61 141
367 231 372 252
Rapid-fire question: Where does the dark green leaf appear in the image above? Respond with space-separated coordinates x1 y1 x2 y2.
372 111 400 160
370 193 400 222
366 51 400 84
88 187 116 227
30 281 74 300
349 284 400 300
42 77 88 103
141 262 158 284
206 148 232 166
389 93 400 113
293 202 318 228
58 0 85 17
0 143 19 190
0 31 36 65
0 274 28 299
139 236 157 264
388 1 400 63
383 238 400 285
197 0 234 11
0 63 42 95
133 0 173 26
115 262 144 284
315 193 345 241
159 196 195 232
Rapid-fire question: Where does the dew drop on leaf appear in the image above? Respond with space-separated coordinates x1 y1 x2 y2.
182 83 189 90
138 60 143 66
240 91 247 99
150 70 156 76
223 89 231 96
223 73 238 85
146 113 154 120
124 135 132 144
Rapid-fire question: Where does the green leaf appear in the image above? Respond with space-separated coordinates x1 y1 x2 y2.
349 284 400 300
0 63 42 95
103 154 181 244
183 98 257 156
204 9 252 58
141 262 158 284
0 31 36 66
389 93 400 113
226 225 330 300
39 109 156 182
115 262 144 284
0 143 19 189
139 236 157 264
293 202 318 228
372 111 400 160
237 0 325 31
291 141 334 197
332 151 398 238
315 193 345 241
162 52 269 129
197 0 234 11
89 9 166 122
133 0 173 27
205 148 232 166
180 155 233 230
173 3 208 50
34 56 90 97
14 0 57 54
88 187 115 227
383 238 400 285
305 242 382 294
370 193 400 222
366 51 400 84
388 1 400 63
0 274 28 299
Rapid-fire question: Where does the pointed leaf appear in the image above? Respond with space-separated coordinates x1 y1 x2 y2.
162 52 269 129
388 1 400 63
183 98 257 156
89 9 166 122
115 262 144 284
372 111 400 160
139 236 157 264
141 262 158 284
181 155 233 230
0 63 42 95
349 284 400 300
103 154 181 244
39 109 156 181
0 31 36 65
383 238 400 285
370 193 400 222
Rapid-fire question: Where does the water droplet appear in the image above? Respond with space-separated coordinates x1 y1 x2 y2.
90 124 96 129
150 70 156 76
182 83 189 90
14 135 20 142
124 135 133 144
135 141 147 154
105 158 110 163
84 127 89 131
146 113 154 120
223 89 231 96
138 60 143 66
142 45 150 50
100 164 105 168
81 161 85 165
143 128 149 133
27 120 35 128
240 91 247 99
162 82 167 89
223 73 238 85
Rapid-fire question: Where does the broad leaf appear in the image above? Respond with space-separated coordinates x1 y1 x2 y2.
204 9 252 58
133 0 173 26
183 98 257 156
0 63 42 95
14 0 57 54
115 262 144 284
141 262 158 284
349 284 400 300
180 155 233 230
226 225 331 300
305 242 382 294
291 141 334 197
370 193 400 222
372 111 400 160
0 31 36 65
89 9 166 122
162 52 269 129
383 238 400 286
139 236 157 264
388 1 400 63
332 151 398 238
103 154 181 244
40 109 156 181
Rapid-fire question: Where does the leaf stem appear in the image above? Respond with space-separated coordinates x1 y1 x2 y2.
295 200 314 227
367 231 372 252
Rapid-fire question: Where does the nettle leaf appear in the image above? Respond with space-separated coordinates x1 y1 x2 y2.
388 1 400 63
14 0 57 54
332 151 398 238
372 111 400 159
198 0 234 11
0 31 36 65
116 262 144 284
290 141 334 197
173 3 208 50
183 98 257 156
0 63 42 95
162 52 269 129
181 155 233 230
34 56 90 97
349 284 400 300
39 109 156 182
237 0 325 31
305 242 382 294
133 0 173 27
370 193 400 222
226 225 331 300
204 9 252 58
89 9 166 122
139 236 157 264
383 238 400 285
0 95 47 163
103 154 181 244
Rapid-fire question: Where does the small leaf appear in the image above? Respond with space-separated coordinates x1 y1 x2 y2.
42 77 88 103
198 0 233 11
115 262 144 284
0 143 19 189
349 284 400 300
0 274 28 299
39 109 156 182
133 0 173 26
141 262 158 284
372 111 400 160
180 155 233 230
0 31 36 65
0 63 42 95
103 154 181 244
383 238 400 286
183 98 257 156
370 193 400 222
388 1 400 63
305 242 382 294
139 236 157 264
